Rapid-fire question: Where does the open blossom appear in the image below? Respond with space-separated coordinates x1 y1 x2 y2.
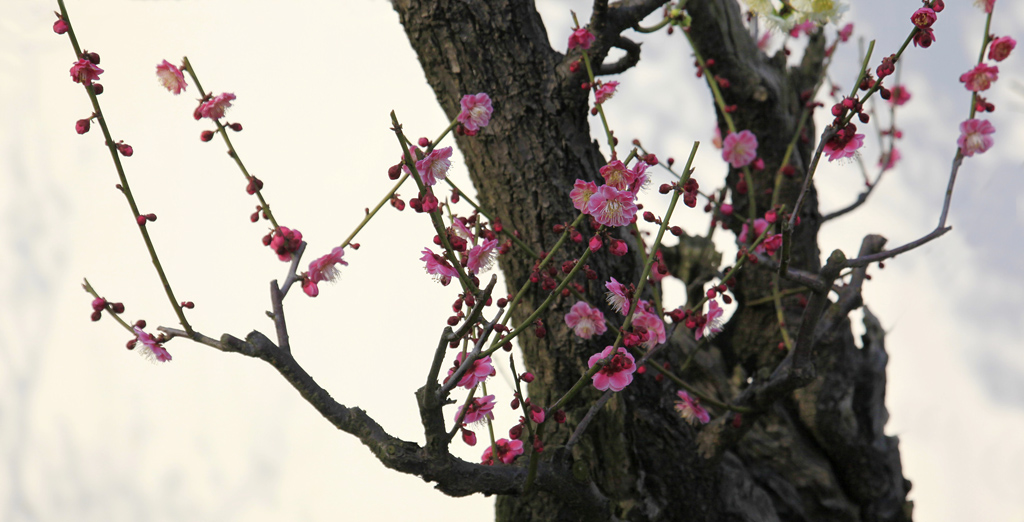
957 118 995 157
959 63 999 92
675 390 711 425
421 247 458 284
599 160 634 191
632 308 667 349
133 327 172 363
628 161 650 195
564 301 607 340
447 352 495 389
587 185 638 227
588 346 636 392
988 36 1016 62
973 0 995 13
414 146 453 186
302 247 348 297
457 93 493 133
481 438 524 465
888 84 911 106
199 92 236 119
910 7 936 29
605 277 630 315
456 395 496 425
466 239 499 274
568 27 595 50
570 179 599 214
722 130 758 168
696 300 725 341
790 0 848 24
822 125 864 162
70 59 103 85
594 81 619 105
156 60 187 94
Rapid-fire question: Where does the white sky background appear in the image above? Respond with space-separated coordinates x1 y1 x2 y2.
1 0 1023 520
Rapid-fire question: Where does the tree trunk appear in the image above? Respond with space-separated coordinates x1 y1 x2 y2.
393 1 912 520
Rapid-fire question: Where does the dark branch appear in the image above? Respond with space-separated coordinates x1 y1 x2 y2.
596 36 642 76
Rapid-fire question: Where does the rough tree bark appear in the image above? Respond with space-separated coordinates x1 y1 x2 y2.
392 1 912 520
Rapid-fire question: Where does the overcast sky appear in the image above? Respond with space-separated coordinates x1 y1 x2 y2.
2 0 1023 521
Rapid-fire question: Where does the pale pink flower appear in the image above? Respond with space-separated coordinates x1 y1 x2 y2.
456 395 495 425
570 179 599 214
457 93 493 133
600 161 634 191
973 0 995 13
421 247 458 284
156 60 187 94
696 300 724 341
564 301 607 339
989 36 1016 62
879 147 901 170
712 126 723 149
587 185 638 227
605 277 630 315
588 346 636 392
632 308 666 349
481 438 524 465
674 390 710 425
722 130 758 168
594 81 619 105
415 146 453 186
466 239 499 274
823 132 864 162
452 218 475 241
957 118 995 157
70 59 103 85
888 84 911 106
567 28 596 50
627 161 650 195
447 352 495 389
133 327 172 362
199 92 236 119
303 247 348 297
959 63 999 92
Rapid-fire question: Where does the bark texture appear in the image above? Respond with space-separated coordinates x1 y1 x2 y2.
392 1 912 520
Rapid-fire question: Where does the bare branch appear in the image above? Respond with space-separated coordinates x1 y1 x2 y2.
596 36 642 76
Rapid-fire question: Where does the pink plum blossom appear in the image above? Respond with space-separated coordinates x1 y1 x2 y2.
447 352 495 389
481 438 524 465
457 93 493 133
421 247 459 284
600 160 634 191
838 23 854 42
199 92 236 119
156 60 187 94
957 118 995 157
879 147 901 170
722 130 758 168
269 227 303 261
696 300 724 341
568 28 596 50
587 185 638 227
605 277 630 315
822 130 864 162
628 161 650 195
467 239 499 274
594 81 619 105
456 395 496 425
564 301 607 340
674 390 711 425
414 146 453 186
632 308 666 349
70 59 103 85
302 247 348 297
888 85 911 106
588 346 636 392
571 179 599 214
133 327 172 362
959 63 999 92
973 0 995 13
739 218 782 256
989 36 1016 62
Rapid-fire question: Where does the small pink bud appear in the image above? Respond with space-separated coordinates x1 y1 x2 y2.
111 302 125 314
589 235 603 252
75 118 91 134
91 310 102 321
418 137 430 147
765 210 777 223
200 130 215 142
92 83 103 95
91 297 107 311
228 122 243 132
134 320 147 329
520 372 534 383
182 301 195 309
145 213 157 222
136 215 147 226
53 18 68 34
117 143 133 157
461 429 477 446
